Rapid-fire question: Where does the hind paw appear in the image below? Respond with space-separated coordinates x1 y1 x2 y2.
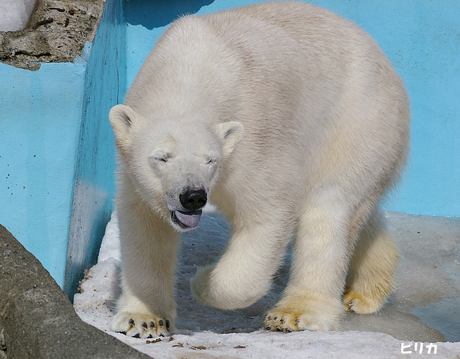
343 290 385 314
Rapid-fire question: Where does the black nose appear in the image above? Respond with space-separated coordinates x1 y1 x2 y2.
179 188 207 211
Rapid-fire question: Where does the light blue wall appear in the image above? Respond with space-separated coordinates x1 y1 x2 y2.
0 61 86 285
124 0 460 217
0 0 124 290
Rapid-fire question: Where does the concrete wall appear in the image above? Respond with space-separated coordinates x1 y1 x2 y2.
64 0 125 297
0 0 123 291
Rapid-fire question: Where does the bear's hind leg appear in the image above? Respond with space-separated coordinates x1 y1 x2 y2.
343 208 399 314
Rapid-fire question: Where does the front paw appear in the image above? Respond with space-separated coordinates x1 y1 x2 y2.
191 265 245 310
190 265 215 306
191 265 262 310
111 312 175 339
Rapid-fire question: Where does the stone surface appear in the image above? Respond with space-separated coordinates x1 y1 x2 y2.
0 0 105 70
0 224 150 359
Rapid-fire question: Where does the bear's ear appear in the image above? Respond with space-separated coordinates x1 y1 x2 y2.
216 121 244 157
109 104 140 153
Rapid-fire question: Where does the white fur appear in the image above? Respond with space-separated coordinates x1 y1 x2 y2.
109 2 410 337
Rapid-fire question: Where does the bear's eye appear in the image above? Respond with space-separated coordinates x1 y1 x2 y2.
206 156 217 165
152 151 171 163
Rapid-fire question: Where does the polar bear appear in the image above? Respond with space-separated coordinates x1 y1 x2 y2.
109 2 410 338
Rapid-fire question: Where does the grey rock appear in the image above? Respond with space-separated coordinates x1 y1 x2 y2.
0 224 151 359
0 0 104 70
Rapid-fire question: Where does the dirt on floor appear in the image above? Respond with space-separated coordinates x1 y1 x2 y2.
0 0 105 71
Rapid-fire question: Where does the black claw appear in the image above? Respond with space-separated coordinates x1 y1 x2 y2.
166 319 170 329
129 318 135 327
147 334 153 339
273 316 278 321
159 333 165 337
118 331 127 335
133 333 140 338
150 321 155 328
159 319 164 327
142 322 148 329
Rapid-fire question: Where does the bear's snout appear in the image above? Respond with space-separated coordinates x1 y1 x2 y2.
180 188 207 211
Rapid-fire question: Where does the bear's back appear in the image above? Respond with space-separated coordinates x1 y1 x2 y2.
121 1 409 225
128 1 401 124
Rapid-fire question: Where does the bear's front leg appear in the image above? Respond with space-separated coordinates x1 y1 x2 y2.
111 189 179 338
191 222 289 310
264 192 362 332
111 283 176 338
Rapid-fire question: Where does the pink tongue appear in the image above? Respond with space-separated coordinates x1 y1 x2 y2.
175 210 202 228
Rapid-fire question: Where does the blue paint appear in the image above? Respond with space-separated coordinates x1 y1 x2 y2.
125 0 460 216
0 62 86 285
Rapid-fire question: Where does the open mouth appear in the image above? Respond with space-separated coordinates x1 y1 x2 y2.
171 209 202 230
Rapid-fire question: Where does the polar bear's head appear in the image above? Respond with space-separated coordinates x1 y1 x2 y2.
109 105 244 232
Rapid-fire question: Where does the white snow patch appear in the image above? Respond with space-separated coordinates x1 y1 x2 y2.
0 0 37 32
74 210 460 358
